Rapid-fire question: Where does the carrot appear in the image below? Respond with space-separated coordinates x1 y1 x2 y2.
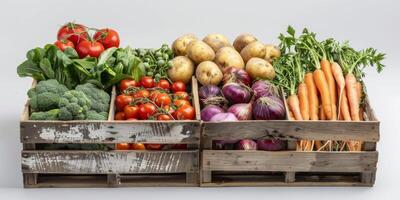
345 73 360 121
313 69 332 119
321 60 337 120
305 73 318 120
288 94 303 120
319 101 326 120
288 110 295 121
315 140 322 150
340 88 352 121
298 83 309 120
331 62 345 119
356 81 364 120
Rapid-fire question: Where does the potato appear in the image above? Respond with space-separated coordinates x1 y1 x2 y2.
203 33 231 52
233 33 258 52
172 34 198 56
187 40 215 64
264 44 281 63
214 47 244 70
168 56 195 84
245 57 275 80
196 61 223 85
240 41 266 63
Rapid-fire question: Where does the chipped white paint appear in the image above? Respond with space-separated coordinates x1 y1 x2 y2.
38 126 84 142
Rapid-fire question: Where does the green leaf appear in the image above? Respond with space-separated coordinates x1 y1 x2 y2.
287 25 295 36
39 58 55 79
64 47 79 59
98 47 117 66
133 62 145 81
26 48 45 63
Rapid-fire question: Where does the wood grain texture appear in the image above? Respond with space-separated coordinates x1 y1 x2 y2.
22 150 198 174
202 150 378 172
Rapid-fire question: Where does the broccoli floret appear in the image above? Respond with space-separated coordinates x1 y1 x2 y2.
86 110 108 120
30 109 60 120
76 83 110 113
58 90 91 120
28 79 68 111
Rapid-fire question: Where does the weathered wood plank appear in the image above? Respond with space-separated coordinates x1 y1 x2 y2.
202 150 378 172
201 181 373 187
285 172 296 183
22 150 198 174
191 76 201 121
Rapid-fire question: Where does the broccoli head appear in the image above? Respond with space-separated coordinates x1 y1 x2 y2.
76 83 110 113
30 109 60 120
86 110 108 120
28 79 68 111
58 90 91 120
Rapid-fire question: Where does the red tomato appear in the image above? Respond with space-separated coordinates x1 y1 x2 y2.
94 28 120 49
57 23 88 46
173 99 191 108
174 91 190 101
119 79 139 92
115 94 133 111
175 105 195 120
157 114 173 120
171 81 186 93
76 41 105 58
126 118 138 121
138 103 157 119
140 76 155 88
131 143 146 150
115 112 126 120
145 144 163 150
156 79 170 90
155 93 171 107
171 144 187 149
54 40 75 51
149 90 162 101
133 89 150 99
163 105 175 115
116 143 130 150
124 105 139 119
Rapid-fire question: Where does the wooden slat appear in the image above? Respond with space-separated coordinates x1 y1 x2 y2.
201 181 373 187
22 150 198 174
202 150 377 172
191 76 201 121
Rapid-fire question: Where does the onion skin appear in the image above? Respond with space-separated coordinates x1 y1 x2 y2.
222 82 252 104
257 139 286 151
252 96 286 120
227 103 252 120
201 105 224 121
199 85 221 99
209 113 238 122
251 80 280 99
223 67 252 86
236 139 257 150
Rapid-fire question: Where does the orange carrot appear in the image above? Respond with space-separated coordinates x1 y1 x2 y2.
288 110 295 121
331 62 345 119
345 73 360 121
321 60 337 120
340 88 352 121
356 81 364 120
313 69 332 119
298 83 309 120
288 95 303 120
319 100 326 120
305 73 318 120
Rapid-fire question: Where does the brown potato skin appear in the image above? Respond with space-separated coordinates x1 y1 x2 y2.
240 41 266 63
187 40 216 64
245 57 275 80
233 33 258 52
264 44 281 63
195 61 223 86
214 47 245 70
172 34 198 56
168 56 195 84
203 33 231 52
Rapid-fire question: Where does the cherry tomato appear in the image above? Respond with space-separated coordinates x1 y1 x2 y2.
94 28 120 49
171 144 187 149
116 143 130 150
119 79 139 92
133 89 150 99
157 114 173 120
131 143 146 150
115 112 126 120
54 40 74 51
175 105 195 120
174 91 190 101
150 90 162 101
115 94 133 111
57 22 88 46
163 105 175 115
76 40 105 58
124 105 139 119
126 118 138 121
171 81 186 93
138 103 157 119
155 93 171 107
156 79 170 90
140 76 155 88
145 144 163 150
173 99 191 108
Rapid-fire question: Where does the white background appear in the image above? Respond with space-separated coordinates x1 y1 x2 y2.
1 0 399 199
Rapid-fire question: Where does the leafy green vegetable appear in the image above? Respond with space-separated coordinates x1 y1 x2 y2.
27 79 69 112
30 109 60 120
58 90 91 120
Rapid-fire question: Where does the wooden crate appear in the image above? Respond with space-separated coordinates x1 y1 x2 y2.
201 97 379 187
20 77 201 188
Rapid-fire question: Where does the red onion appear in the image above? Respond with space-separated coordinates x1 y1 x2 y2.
227 103 252 120
257 139 286 151
201 105 224 121
251 80 280 99
223 67 252 86
236 139 257 150
198 85 229 108
209 113 238 122
222 82 252 104
252 96 286 120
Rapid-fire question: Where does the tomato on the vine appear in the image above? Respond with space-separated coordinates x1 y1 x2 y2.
140 76 155 88
94 28 120 49
150 90 162 101
115 112 126 120
173 99 191 108
174 91 190 101
156 79 170 90
157 114 173 120
155 93 171 107
115 94 133 111
131 143 146 150
54 40 74 52
175 105 195 120
76 40 105 58
138 103 157 119
171 81 186 93
119 79 139 92
146 144 163 150
171 144 187 149
133 89 150 99
124 105 139 119
116 143 130 150
57 23 88 46
163 105 175 115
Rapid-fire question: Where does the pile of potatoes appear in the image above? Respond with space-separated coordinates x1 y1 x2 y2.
168 33 281 86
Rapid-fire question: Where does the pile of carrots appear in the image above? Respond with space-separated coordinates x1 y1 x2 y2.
274 27 385 151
